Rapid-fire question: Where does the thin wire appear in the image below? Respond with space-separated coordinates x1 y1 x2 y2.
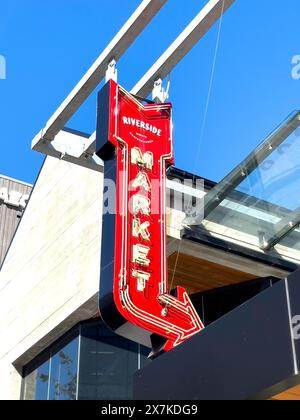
194 0 226 174
169 0 226 294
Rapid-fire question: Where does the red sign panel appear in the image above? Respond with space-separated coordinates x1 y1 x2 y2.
97 80 204 353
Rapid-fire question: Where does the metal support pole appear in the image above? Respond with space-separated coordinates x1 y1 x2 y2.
261 207 300 251
184 111 300 226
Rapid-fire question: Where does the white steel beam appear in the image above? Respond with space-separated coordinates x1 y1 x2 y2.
32 0 235 172
32 0 167 148
84 0 235 162
132 0 235 97
38 129 104 172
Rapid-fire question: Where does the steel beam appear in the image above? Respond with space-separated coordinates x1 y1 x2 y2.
35 129 104 172
32 0 235 170
131 0 235 98
83 0 236 159
32 0 167 148
185 111 300 226
262 207 300 251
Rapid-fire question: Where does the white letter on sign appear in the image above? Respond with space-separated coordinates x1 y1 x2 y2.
132 195 151 215
132 244 150 267
131 148 153 170
132 219 150 241
132 270 151 292
132 172 151 192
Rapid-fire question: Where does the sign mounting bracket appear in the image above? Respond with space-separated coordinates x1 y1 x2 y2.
152 78 169 104
105 59 118 83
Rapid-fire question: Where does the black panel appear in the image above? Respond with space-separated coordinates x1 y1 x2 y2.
191 277 280 327
134 280 297 400
98 158 127 331
287 269 300 370
96 82 126 332
96 84 152 348
78 321 139 401
96 82 114 160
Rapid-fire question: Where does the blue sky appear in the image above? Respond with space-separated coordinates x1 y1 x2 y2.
0 0 300 185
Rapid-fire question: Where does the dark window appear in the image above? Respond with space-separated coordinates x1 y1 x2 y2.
22 320 151 400
49 337 78 400
22 333 79 401
78 321 139 400
23 359 50 400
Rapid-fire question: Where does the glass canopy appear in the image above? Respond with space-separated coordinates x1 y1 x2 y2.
185 111 300 263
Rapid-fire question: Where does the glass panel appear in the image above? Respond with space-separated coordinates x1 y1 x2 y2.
22 320 149 401
191 112 300 263
49 337 79 400
237 130 300 210
78 321 139 401
276 226 300 253
23 359 50 400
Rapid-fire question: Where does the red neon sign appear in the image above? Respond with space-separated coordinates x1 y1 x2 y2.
97 80 204 353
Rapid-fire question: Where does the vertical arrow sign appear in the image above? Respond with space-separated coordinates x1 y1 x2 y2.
97 80 204 354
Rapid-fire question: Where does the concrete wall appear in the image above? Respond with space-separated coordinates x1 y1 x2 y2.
0 154 103 400
0 176 32 266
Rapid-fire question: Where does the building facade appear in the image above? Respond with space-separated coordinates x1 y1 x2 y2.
3 0 300 401
1 126 300 399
